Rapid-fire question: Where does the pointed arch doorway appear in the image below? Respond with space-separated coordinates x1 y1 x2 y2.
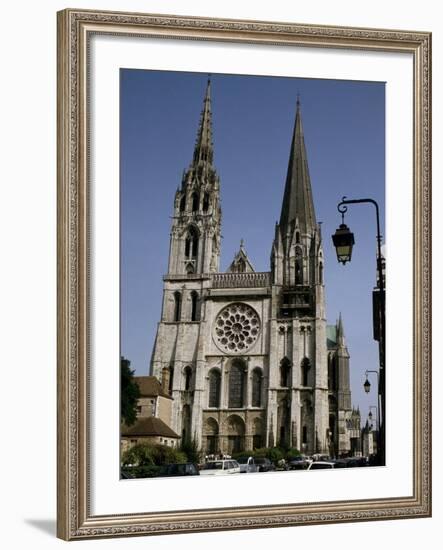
226 415 245 455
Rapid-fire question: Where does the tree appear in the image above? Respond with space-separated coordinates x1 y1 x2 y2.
179 437 202 464
120 356 140 426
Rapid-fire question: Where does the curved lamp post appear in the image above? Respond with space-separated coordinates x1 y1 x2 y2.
368 406 379 433
332 196 385 466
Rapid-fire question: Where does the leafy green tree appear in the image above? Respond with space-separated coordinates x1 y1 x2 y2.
121 443 188 475
267 447 285 464
285 447 301 460
179 437 202 464
251 447 267 458
153 445 188 465
122 443 155 467
120 356 140 426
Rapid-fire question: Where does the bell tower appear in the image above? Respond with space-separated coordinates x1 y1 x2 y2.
268 98 329 455
167 79 221 276
271 98 325 319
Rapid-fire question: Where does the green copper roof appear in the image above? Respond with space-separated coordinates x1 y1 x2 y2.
326 324 337 350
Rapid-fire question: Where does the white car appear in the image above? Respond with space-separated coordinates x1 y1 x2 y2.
199 460 241 476
307 461 335 470
237 456 259 473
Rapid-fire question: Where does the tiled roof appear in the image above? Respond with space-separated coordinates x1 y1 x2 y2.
134 376 172 399
121 416 180 439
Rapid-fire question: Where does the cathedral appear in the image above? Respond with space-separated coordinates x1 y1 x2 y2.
150 80 361 458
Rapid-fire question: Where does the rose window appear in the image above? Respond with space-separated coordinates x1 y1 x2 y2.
213 303 260 353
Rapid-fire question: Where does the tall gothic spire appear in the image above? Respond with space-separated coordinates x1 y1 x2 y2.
337 312 345 346
170 79 221 276
279 98 316 235
192 78 214 167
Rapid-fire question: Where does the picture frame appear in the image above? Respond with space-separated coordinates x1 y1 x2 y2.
57 8 431 540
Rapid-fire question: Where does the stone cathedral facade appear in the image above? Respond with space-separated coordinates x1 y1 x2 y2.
150 81 361 458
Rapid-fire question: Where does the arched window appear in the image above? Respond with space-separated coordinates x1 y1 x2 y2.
204 418 219 454
237 258 246 273
295 231 300 244
229 360 245 408
182 405 191 444
190 291 199 321
301 357 310 386
227 415 245 454
319 262 323 284
328 355 337 391
278 397 289 447
280 357 291 387
252 368 262 407
179 195 186 212
192 192 200 212
203 193 210 211
295 247 303 284
184 366 192 391
173 291 181 322
252 418 263 449
208 369 221 407
168 365 174 395
185 226 199 259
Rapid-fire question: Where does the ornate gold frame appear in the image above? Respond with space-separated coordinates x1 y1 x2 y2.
57 8 431 540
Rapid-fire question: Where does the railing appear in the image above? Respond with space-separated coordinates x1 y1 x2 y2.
211 272 271 289
163 273 210 281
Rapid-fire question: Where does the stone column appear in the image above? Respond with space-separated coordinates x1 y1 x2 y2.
246 357 252 408
221 357 228 409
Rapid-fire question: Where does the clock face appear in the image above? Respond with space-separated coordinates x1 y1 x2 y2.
213 302 261 354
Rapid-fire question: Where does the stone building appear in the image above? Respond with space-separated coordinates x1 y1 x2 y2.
326 319 362 457
362 420 377 457
150 80 360 457
121 376 180 451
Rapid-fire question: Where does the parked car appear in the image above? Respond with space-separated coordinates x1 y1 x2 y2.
311 454 331 462
199 460 240 476
331 459 349 468
307 461 335 470
288 456 311 470
237 456 259 473
157 463 200 477
345 457 369 467
331 457 369 468
254 458 276 472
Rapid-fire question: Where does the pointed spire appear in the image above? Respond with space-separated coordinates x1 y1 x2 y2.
279 98 316 236
192 78 214 167
337 312 345 346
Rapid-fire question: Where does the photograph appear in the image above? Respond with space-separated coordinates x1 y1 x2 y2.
56 8 431 539
119 70 386 479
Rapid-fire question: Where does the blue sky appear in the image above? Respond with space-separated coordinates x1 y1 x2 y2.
120 69 385 421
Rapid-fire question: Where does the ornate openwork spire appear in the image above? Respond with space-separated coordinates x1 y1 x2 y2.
192 78 214 167
279 99 316 235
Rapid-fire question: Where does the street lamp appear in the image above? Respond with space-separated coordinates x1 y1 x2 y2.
363 369 379 394
332 222 355 264
332 196 385 467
